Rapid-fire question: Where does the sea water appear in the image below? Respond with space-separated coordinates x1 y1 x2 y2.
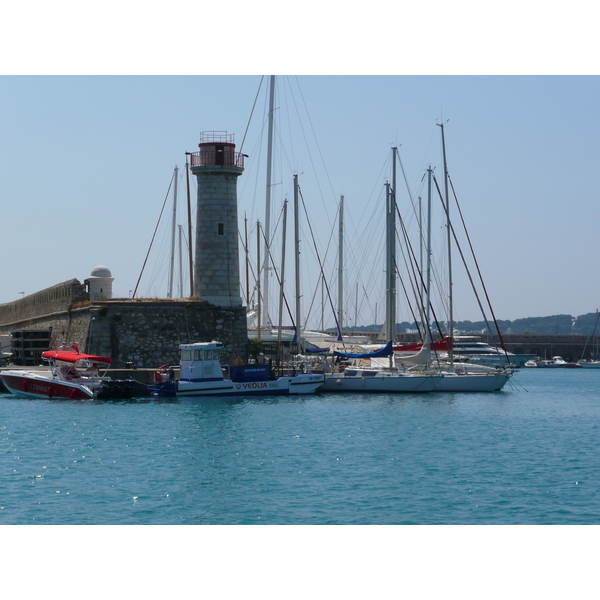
1 367 600 525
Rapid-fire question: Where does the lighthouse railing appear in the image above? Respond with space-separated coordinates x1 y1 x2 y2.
189 150 245 168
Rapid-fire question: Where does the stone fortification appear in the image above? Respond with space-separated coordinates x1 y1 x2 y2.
0 279 88 327
0 283 248 367
82 300 247 367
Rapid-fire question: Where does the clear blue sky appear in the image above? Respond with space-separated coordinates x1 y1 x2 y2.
2 5 599 328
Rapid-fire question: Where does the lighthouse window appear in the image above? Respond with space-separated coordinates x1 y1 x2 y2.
218 223 224 235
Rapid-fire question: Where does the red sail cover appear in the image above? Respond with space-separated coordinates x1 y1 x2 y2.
41 350 112 365
393 337 452 353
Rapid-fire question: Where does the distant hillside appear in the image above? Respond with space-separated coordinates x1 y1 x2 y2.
331 312 600 336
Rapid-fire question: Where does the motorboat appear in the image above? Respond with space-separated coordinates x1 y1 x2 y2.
148 340 324 397
0 345 138 400
535 356 581 368
443 336 535 368
394 335 528 368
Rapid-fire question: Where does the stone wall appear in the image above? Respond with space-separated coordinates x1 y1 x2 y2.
0 295 248 367
83 300 248 367
0 279 88 326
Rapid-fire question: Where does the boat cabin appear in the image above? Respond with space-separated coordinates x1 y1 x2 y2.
178 341 272 383
179 341 225 382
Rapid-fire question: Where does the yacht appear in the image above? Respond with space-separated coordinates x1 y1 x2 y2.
448 336 536 368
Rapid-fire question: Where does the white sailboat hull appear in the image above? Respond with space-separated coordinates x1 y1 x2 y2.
433 372 511 392
321 371 440 393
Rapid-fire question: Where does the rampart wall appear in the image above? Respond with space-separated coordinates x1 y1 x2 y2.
0 280 88 326
0 283 248 367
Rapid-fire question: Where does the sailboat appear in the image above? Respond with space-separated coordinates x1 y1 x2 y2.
418 127 513 392
245 78 370 356
578 310 600 368
320 149 441 393
319 341 440 392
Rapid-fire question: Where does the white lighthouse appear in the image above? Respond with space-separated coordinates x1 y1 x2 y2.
189 131 245 308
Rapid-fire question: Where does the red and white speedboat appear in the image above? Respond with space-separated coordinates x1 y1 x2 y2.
0 345 137 400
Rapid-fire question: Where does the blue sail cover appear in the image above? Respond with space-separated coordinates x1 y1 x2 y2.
333 341 393 359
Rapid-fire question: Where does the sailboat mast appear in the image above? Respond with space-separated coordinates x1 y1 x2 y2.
418 195 423 308
244 213 250 307
256 220 261 343
425 167 433 345
390 147 397 343
167 166 178 298
262 75 276 327
338 195 344 337
294 174 301 353
385 181 393 342
439 123 453 363
178 225 183 298
277 200 288 351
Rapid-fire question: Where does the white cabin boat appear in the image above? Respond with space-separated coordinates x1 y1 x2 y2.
448 336 535 368
535 356 581 368
149 341 324 397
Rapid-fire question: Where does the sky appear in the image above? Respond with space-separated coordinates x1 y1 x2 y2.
1 3 599 330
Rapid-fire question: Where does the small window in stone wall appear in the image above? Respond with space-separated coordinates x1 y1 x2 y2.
218 223 224 235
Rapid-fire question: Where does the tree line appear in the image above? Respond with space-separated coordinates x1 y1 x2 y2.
341 312 600 336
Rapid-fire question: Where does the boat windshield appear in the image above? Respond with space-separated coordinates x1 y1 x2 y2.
181 347 222 361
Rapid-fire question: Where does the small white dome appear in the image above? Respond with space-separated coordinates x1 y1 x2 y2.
90 265 113 279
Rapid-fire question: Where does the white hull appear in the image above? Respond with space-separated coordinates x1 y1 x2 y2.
461 353 536 368
579 361 600 369
177 373 323 397
445 337 534 368
535 357 580 368
321 371 440 393
0 369 96 400
433 372 512 392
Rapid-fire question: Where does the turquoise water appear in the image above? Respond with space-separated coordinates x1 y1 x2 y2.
2 368 600 525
